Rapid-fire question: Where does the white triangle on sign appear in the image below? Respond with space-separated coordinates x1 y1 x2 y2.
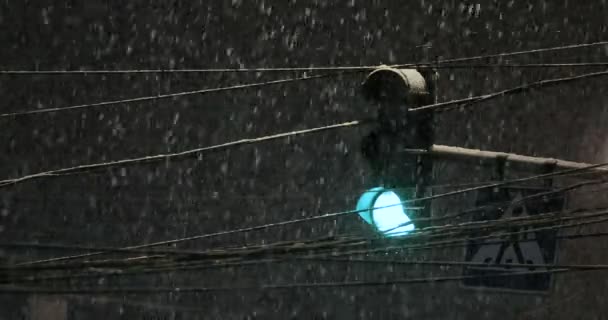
516 241 546 269
468 191 548 270
469 243 502 265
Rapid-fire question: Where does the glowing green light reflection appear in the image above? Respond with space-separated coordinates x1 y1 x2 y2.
357 188 415 237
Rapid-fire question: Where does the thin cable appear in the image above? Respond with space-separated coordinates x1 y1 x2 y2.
16 171 607 266
300 257 608 271
327 215 608 259
0 67 373 74
0 235 361 256
409 69 608 113
3 178 600 263
397 40 608 66
401 163 608 205
15 204 608 271
12 215 608 282
10 177 590 266
14 219 608 285
0 210 568 274
0 268 592 294
2 63 608 75
424 62 608 68
2 41 607 118
382 178 606 233
0 73 343 118
2 41 607 75
6 249 608 285
2 178 601 257
0 119 365 188
310 210 608 260
6 212 608 284
0 184 562 254
1 98 606 189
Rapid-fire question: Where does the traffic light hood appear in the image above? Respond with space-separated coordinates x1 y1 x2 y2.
361 67 430 106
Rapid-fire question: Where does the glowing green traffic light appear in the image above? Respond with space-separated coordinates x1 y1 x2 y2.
356 187 415 237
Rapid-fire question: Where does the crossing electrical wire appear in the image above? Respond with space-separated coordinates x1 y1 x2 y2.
408 69 608 113
15 175 606 267
0 120 366 188
1 63 608 75
3 163 604 256
3 69 608 189
1 177 603 260
14 173 608 267
6 193 606 290
2 38 607 299
300 257 608 271
108 210 608 276
5 207 608 285
0 267 594 295
400 40 608 66
1 41 606 75
14 200 608 272
2 41 607 119
0 73 341 118
3 177 604 266
6 210 608 284
382 178 607 233
6 245 608 286
2 41 607 273
330 215 608 257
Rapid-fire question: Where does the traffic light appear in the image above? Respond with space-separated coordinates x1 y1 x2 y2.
356 66 436 237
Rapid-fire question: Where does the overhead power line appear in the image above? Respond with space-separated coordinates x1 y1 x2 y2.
1 42 607 119
1 63 608 75
3 67 608 189
6 233 608 284
2 177 603 256
328 214 608 259
0 67 371 75
382 178 607 233
0 120 366 188
15 180 607 268
0 267 596 295
0 67 603 141
15 170 608 267
303 257 608 271
91 208 608 263
1 41 606 75
4 178 604 268
0 183 565 253
5 204 608 285
7 212 608 286
398 40 608 67
409 69 608 113
425 62 608 69
66 209 596 277
0 73 341 118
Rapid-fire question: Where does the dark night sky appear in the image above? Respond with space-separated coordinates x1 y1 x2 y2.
0 1 607 319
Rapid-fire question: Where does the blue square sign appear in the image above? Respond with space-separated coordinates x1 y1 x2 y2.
462 187 565 292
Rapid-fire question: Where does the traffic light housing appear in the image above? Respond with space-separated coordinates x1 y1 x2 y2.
357 66 436 237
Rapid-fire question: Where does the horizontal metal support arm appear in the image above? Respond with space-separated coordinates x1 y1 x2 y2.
403 144 608 174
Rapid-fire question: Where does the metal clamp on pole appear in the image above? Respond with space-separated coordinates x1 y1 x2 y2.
494 154 508 182
542 160 558 188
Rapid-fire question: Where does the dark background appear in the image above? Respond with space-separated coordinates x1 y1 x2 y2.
1 1 607 319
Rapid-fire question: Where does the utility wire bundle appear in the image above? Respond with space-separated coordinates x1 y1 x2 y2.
2 172 607 294
1 40 608 295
